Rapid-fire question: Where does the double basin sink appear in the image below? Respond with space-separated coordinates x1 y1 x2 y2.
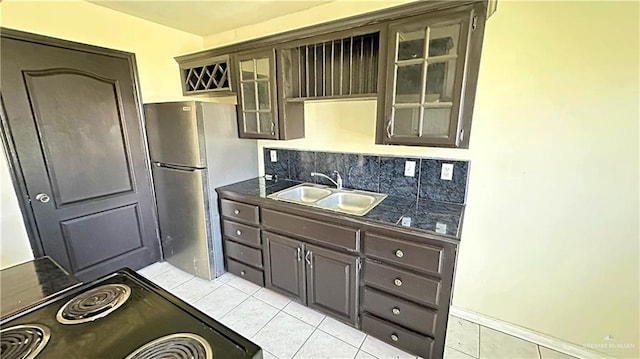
267 183 387 216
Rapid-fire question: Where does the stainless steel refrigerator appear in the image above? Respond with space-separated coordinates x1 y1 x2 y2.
144 101 257 280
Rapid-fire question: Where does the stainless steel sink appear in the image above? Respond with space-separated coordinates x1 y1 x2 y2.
267 183 387 216
271 185 332 203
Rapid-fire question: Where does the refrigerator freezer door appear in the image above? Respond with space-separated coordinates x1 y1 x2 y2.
144 101 206 167
153 164 213 279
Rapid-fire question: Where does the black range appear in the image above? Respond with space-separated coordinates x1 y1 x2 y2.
0 268 261 359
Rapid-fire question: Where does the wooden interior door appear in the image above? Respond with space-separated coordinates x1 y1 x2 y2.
0 31 161 281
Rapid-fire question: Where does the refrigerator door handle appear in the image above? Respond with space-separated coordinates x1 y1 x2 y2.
154 162 201 171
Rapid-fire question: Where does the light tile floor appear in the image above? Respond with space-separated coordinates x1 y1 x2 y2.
138 262 580 359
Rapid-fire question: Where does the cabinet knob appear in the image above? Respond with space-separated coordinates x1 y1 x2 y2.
392 307 400 315
394 278 403 287
236 230 242 236
395 249 404 258
240 270 246 276
390 334 399 342
234 209 240 215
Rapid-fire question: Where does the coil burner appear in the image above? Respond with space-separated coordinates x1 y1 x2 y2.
56 284 131 324
125 333 213 359
0 324 51 359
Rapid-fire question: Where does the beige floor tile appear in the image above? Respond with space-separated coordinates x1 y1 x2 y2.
149 266 194 290
227 276 262 295
192 284 248 319
253 287 291 309
355 350 378 359
360 335 416 359
446 317 480 357
219 297 279 338
137 261 173 278
317 316 366 348
444 346 476 359
170 276 223 303
480 327 540 359
293 329 359 359
252 311 315 359
283 301 326 327
539 347 578 359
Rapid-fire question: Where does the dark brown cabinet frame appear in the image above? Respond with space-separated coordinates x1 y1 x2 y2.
176 1 488 146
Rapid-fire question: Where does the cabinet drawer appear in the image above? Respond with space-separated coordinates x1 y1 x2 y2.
223 220 261 246
224 240 263 268
363 287 437 336
227 258 264 286
221 199 259 224
262 209 359 251
362 313 434 359
365 233 443 275
364 260 440 307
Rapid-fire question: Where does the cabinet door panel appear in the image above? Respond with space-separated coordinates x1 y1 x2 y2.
264 231 305 302
305 243 358 325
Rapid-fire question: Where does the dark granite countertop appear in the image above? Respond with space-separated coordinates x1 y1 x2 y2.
217 177 465 239
1 256 81 319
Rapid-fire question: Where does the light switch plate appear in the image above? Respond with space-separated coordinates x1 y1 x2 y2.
441 163 454 180
404 161 416 177
270 150 277 163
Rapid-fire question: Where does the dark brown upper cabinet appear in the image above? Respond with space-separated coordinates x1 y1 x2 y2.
376 4 486 148
231 48 305 140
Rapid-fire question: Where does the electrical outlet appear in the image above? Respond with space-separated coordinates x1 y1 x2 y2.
435 222 447 234
441 163 454 180
404 160 416 177
270 150 278 162
401 217 412 227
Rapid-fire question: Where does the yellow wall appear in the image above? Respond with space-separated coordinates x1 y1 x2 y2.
0 0 204 268
0 1 638 357
216 1 640 357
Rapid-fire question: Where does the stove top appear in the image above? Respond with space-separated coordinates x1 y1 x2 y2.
0 269 261 359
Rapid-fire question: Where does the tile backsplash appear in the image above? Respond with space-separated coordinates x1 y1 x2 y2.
263 148 470 204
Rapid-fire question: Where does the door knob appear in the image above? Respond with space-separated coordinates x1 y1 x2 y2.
236 230 242 236
392 307 400 315
394 278 403 287
395 249 404 258
390 334 399 342
35 193 50 203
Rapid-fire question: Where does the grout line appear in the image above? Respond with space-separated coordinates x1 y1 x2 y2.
478 322 481 358
315 323 364 351
290 327 320 359
537 344 542 359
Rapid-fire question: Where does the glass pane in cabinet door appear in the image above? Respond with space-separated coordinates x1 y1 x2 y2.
256 58 270 80
240 60 255 80
257 81 270 110
258 112 274 134
422 107 451 137
395 64 423 103
244 112 258 133
425 60 457 103
428 24 460 57
397 29 425 60
242 82 257 111
393 107 421 136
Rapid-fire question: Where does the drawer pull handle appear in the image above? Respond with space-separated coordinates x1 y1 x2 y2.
394 278 403 287
233 209 240 215
236 230 242 236
240 270 246 276
390 334 399 342
395 249 404 258
392 307 400 315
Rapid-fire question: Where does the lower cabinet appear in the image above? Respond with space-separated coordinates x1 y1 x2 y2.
264 231 360 326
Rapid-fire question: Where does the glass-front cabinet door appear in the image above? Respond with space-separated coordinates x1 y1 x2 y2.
233 49 279 139
382 10 475 147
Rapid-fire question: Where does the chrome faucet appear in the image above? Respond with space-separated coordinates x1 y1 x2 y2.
311 170 343 190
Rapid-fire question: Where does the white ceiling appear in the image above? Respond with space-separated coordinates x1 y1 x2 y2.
88 1 335 36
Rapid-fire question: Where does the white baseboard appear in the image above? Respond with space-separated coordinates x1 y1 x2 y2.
449 306 613 359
